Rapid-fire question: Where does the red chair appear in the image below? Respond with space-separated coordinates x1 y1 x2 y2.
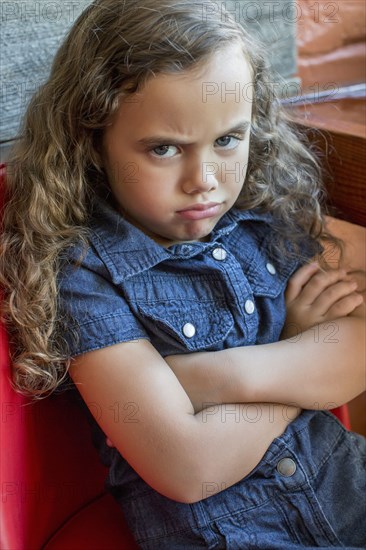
0 322 138 550
0 163 351 549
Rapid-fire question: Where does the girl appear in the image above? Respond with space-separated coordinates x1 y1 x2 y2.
1 0 365 548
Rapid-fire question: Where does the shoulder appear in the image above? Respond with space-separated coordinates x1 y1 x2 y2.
57 206 152 358
224 208 295 267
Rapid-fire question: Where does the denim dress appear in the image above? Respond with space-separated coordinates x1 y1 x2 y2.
59 199 366 549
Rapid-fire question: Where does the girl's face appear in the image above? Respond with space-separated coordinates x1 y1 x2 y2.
102 43 253 247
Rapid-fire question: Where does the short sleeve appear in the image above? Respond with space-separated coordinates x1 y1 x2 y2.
58 245 150 357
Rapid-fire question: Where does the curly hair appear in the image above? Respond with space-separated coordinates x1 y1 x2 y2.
0 0 338 397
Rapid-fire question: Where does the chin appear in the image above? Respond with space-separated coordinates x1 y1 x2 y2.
182 231 211 243
155 221 215 246
183 222 216 242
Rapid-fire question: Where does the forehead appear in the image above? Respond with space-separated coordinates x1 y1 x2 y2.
108 44 253 138
156 44 252 99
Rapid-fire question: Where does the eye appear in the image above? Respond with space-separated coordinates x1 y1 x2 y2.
215 135 243 150
150 145 179 158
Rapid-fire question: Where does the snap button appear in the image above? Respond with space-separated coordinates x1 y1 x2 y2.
180 244 192 255
266 262 276 275
244 299 255 315
277 457 297 477
212 247 227 261
182 323 196 338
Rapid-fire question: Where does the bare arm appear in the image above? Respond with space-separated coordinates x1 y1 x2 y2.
69 340 298 503
166 307 364 412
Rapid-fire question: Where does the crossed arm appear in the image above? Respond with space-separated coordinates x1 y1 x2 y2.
166 261 365 413
69 226 365 503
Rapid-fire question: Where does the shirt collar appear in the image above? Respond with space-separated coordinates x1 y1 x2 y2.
88 198 273 283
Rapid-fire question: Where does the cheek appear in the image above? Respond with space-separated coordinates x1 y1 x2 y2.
225 143 250 187
119 178 161 213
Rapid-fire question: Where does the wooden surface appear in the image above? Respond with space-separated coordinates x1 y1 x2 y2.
287 98 366 226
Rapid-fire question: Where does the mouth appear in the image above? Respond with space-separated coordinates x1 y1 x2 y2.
177 202 222 221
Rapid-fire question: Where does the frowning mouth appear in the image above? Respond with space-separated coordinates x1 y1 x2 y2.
177 202 222 220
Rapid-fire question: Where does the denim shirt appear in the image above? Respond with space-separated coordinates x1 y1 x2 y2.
58 200 366 550
59 198 309 358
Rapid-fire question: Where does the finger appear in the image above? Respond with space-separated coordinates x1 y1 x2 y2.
285 262 321 303
106 437 115 448
323 292 364 320
311 280 359 315
296 268 350 305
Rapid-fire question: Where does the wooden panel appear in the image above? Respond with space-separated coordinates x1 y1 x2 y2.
287 98 366 226
324 132 366 225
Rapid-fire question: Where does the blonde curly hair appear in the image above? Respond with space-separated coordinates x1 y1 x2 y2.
0 0 336 397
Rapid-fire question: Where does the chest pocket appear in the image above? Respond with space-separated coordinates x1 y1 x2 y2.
244 234 298 298
127 274 234 354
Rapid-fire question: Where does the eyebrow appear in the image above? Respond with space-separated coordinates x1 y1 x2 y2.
137 121 251 147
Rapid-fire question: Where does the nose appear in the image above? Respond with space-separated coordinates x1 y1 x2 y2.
181 158 219 195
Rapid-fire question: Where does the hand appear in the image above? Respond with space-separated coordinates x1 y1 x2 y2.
281 262 364 339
